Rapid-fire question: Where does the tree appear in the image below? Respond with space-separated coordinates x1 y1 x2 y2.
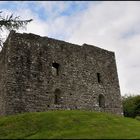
0 11 33 47
122 95 140 118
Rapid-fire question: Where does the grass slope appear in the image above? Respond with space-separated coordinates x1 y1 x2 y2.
0 110 140 139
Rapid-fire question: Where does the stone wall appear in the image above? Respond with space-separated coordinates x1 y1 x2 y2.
0 31 123 116
0 41 8 115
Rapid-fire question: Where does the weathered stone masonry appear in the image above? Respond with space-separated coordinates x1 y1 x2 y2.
0 30 123 116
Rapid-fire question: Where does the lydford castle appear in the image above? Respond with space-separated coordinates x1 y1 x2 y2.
0 30 123 116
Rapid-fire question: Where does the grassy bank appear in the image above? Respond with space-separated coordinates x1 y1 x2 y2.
0 110 140 139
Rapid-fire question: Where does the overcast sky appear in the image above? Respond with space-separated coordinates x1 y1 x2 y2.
0 1 140 96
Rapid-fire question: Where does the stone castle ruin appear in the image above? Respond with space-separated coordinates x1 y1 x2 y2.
0 30 123 116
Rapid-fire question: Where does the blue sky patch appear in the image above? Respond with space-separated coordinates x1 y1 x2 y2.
60 2 89 17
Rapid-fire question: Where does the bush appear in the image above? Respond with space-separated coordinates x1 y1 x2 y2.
135 116 140 121
122 95 140 118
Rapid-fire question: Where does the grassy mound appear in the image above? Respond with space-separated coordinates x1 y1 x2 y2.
0 110 140 139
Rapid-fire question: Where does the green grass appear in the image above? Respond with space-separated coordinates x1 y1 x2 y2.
0 110 140 139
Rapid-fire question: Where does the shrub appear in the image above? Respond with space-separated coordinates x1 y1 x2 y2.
122 95 140 118
135 116 140 121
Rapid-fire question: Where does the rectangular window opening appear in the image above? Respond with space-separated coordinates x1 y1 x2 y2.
52 63 60 76
97 73 101 83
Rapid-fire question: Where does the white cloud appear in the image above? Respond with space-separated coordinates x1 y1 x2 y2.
66 1 140 96
16 8 49 36
1 1 140 96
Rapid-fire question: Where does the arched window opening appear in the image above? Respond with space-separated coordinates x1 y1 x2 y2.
52 63 60 76
54 89 61 105
98 94 105 108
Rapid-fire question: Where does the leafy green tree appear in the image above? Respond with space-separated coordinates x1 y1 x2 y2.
0 11 32 47
122 95 140 118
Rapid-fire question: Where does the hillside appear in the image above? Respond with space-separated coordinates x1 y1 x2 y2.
0 110 140 139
